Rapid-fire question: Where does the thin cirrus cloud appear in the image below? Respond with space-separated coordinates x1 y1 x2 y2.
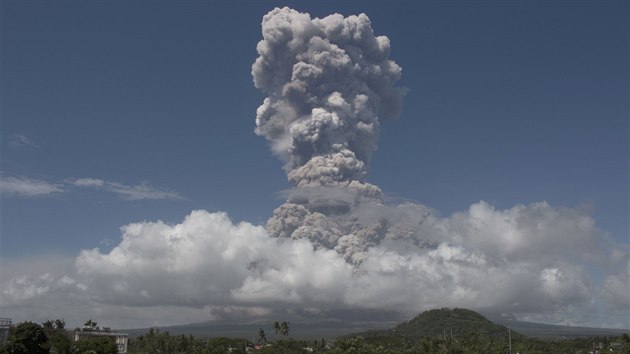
0 175 181 201
70 178 183 201
7 133 39 148
0 176 64 197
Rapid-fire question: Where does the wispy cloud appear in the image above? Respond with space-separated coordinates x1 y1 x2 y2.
1 175 182 201
70 178 183 201
8 134 39 148
71 178 105 188
0 176 63 197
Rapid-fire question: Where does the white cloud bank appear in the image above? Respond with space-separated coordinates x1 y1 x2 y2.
1 202 627 329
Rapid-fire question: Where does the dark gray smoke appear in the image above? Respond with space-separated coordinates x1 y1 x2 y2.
252 7 408 264
253 8 405 175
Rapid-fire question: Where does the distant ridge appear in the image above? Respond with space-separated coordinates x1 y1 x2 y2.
490 317 629 339
123 308 628 340
123 319 396 340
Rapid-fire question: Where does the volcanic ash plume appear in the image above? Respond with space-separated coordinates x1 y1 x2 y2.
253 7 407 264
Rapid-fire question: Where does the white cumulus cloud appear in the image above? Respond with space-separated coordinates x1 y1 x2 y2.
2 200 624 328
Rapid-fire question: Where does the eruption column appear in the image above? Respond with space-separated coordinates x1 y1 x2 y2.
252 7 407 264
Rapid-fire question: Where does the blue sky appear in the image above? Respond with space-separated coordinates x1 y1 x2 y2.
1 1 628 329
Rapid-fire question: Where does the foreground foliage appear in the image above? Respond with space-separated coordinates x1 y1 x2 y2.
123 328 630 354
1 322 49 354
0 320 116 354
129 329 249 353
2 311 629 353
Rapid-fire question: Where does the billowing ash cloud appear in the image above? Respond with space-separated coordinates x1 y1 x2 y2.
253 7 404 187
253 7 409 264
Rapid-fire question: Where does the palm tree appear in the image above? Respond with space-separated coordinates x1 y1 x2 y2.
257 328 267 345
42 320 54 330
273 321 281 335
54 319 65 329
280 321 289 336
84 319 98 331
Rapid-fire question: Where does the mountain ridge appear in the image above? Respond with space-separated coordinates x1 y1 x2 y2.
122 308 628 340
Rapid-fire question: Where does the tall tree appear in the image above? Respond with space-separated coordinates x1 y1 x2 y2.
41 319 71 354
2 322 49 354
42 320 54 330
42 319 65 330
280 321 290 336
273 321 281 335
48 333 72 354
257 328 267 345
54 319 65 330
83 319 98 331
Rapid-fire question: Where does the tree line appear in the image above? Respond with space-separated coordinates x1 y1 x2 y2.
0 319 117 354
128 330 630 354
1 318 630 354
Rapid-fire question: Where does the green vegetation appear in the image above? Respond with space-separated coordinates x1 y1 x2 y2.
1 310 629 353
73 336 117 354
122 310 630 354
42 318 73 354
130 327 250 353
257 338 315 354
393 308 521 340
256 328 267 346
353 308 520 342
339 308 630 354
1 322 49 354
274 321 290 337
0 319 118 354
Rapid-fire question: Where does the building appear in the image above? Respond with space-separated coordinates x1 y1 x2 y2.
73 326 128 354
0 318 12 344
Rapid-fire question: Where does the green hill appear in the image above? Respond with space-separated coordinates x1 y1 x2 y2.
391 308 520 340
356 308 522 342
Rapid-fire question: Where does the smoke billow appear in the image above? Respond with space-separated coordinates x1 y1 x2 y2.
253 8 405 172
253 7 408 264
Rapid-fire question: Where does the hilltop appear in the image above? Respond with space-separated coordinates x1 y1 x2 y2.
392 308 521 340
354 308 522 342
